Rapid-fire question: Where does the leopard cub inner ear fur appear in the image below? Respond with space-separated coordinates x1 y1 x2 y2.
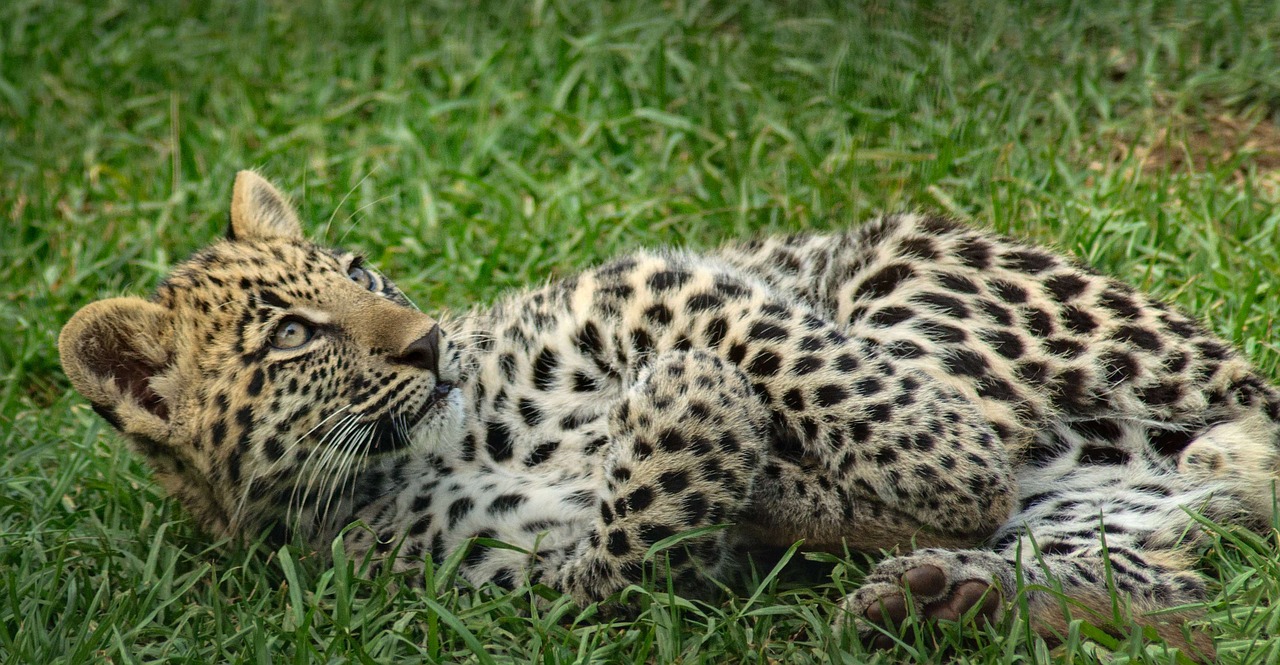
226 170 303 242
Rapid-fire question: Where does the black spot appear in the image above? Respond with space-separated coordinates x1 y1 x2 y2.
978 329 1024 359
658 429 687 452
955 238 992 269
247 368 265 397
790 355 825 375
1002 249 1055 273
1060 306 1098 335
462 530 496 568
935 272 980 294
1162 351 1190 373
499 353 518 382
854 377 882 396
978 299 1014 325
798 335 825 352
447 497 475 528
210 420 228 445
761 302 791 318
897 235 938 259
1045 337 1085 359
1020 492 1053 510
782 388 805 410
919 215 960 233
628 486 655 513
1078 445 1130 465
1040 541 1078 556
912 292 969 318
874 446 898 465
607 530 631 556
533 347 560 390
681 493 709 523
631 328 655 357
488 493 527 515
687 292 724 313
1045 273 1089 302
524 440 560 467
990 280 1028 304
748 321 790 342
1051 368 1093 412
518 399 544 427
572 371 600 393
1197 340 1231 360
1113 326 1163 352
814 384 850 407
637 522 675 547
854 263 915 299
235 406 253 431
644 304 673 326
915 320 967 344
941 349 987 376
485 421 514 461
263 437 284 461
1162 315 1199 339
746 350 782 377
885 340 924 358
461 433 477 462
408 514 433 537
1016 360 1050 386
659 470 690 494
491 568 517 590
868 306 914 327
574 321 603 355
714 277 751 299
1102 351 1139 383
1098 290 1140 319
1023 307 1054 337
685 402 710 421
703 317 729 348
648 270 691 292
976 376 1019 401
1137 381 1183 406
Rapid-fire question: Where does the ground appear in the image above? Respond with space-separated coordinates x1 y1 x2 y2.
4 1 1280 663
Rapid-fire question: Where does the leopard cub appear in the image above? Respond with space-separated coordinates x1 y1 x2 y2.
62 171 1280 658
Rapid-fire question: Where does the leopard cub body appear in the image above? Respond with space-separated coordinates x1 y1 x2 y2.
61 172 1280 656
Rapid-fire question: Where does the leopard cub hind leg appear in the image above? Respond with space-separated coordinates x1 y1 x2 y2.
840 421 1229 659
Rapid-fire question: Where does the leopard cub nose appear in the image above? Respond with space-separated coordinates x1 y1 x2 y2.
391 324 441 373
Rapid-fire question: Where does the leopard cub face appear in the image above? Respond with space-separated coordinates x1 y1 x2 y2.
59 171 466 542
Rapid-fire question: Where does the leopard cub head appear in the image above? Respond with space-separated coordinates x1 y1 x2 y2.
59 171 465 543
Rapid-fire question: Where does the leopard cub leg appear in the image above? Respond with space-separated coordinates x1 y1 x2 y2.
554 349 769 603
839 459 1219 659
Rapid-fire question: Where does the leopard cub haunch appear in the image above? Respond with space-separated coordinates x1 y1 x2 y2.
62 171 1280 658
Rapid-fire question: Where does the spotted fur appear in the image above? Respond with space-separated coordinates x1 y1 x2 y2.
61 171 1280 658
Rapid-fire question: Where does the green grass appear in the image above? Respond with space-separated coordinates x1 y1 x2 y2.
5 0 1280 662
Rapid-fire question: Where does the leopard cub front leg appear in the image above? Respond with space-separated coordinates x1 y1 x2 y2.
554 349 769 603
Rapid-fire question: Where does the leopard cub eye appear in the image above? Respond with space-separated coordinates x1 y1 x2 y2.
348 265 375 290
272 318 313 350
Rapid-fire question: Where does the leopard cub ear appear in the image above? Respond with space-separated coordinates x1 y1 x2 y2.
227 170 303 241
59 297 174 442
